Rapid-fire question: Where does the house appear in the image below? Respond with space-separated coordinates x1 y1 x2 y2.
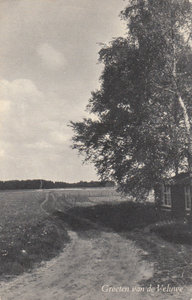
155 173 192 219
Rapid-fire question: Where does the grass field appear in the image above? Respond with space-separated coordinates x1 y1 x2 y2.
0 189 69 280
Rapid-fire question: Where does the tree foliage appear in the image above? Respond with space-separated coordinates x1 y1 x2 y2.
71 0 192 199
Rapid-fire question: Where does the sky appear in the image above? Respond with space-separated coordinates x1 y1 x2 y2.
0 0 127 182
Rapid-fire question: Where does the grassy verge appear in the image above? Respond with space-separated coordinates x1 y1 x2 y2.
0 216 69 280
151 222 192 244
125 229 192 287
0 190 69 280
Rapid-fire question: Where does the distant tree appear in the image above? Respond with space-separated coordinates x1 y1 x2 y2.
71 0 192 199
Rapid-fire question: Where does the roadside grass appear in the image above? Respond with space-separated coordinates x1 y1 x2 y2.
126 229 192 287
134 221 192 286
151 222 192 244
0 190 69 280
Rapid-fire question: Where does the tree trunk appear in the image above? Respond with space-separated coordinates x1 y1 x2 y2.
177 95 192 180
172 29 192 179
188 132 192 181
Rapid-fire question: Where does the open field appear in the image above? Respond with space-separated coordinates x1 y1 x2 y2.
0 188 192 299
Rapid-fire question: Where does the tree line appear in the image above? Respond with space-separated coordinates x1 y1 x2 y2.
0 180 114 190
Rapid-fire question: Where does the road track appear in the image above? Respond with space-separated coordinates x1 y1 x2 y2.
0 190 188 300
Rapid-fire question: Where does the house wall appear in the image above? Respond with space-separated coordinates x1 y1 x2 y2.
154 184 172 220
155 174 192 220
155 183 186 219
154 184 162 206
171 184 185 218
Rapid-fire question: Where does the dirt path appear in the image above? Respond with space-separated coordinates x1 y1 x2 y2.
0 191 189 300
0 228 188 300
0 228 154 300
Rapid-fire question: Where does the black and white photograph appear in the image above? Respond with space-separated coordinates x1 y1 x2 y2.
0 0 192 299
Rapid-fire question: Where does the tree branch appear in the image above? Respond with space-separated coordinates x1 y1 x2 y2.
153 82 175 94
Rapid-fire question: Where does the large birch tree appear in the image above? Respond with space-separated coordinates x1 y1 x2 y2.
71 0 192 199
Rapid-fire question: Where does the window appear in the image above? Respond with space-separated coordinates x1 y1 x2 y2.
184 186 191 211
162 185 171 207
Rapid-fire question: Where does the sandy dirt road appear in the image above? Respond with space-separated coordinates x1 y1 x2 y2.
0 229 154 300
0 191 190 300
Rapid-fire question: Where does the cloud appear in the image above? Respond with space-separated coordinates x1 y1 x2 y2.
37 43 66 70
0 78 85 149
0 78 97 181
0 100 10 114
0 79 43 102
0 79 44 142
